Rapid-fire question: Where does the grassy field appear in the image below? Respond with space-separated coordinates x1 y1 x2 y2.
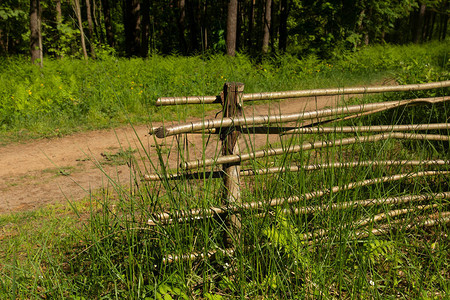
0 42 449 298
0 41 448 144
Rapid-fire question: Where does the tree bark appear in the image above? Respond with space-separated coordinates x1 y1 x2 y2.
101 0 115 47
188 0 200 53
226 0 238 56
262 0 271 53
30 0 43 66
177 0 187 54
441 14 448 41
279 0 288 52
85 0 96 57
414 3 426 43
56 0 62 24
202 0 208 51
123 0 141 57
247 0 255 50
74 0 89 60
140 0 150 57
55 0 63 58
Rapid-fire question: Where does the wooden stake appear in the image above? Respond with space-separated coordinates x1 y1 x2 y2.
221 82 244 248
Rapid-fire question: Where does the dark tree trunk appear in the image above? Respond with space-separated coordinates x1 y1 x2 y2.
236 0 242 51
102 0 115 47
201 0 208 51
177 0 187 54
140 0 150 57
427 11 436 41
30 0 43 66
442 14 448 40
247 0 255 50
85 0 96 57
262 0 271 53
123 0 141 56
226 0 238 56
188 0 200 53
279 0 288 52
0 28 4 54
414 3 426 43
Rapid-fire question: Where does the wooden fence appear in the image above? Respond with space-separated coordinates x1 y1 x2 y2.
147 80 450 262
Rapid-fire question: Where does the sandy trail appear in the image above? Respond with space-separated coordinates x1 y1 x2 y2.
0 94 352 214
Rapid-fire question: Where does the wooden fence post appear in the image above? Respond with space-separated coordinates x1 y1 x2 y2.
221 82 244 249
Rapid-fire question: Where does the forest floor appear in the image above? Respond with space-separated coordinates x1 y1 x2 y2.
0 93 367 214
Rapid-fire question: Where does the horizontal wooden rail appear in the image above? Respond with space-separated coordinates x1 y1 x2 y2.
156 80 450 106
309 211 450 245
282 123 450 135
151 96 450 138
143 159 450 181
162 212 450 263
147 173 450 225
182 133 450 170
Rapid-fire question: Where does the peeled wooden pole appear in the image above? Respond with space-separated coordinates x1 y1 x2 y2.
308 212 450 245
282 123 450 135
182 133 450 170
148 176 450 226
144 159 450 181
304 203 442 240
152 96 450 138
162 212 450 263
156 80 450 106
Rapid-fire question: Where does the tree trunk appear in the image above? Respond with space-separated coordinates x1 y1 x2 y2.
85 0 96 57
74 0 89 60
55 0 63 58
279 0 287 52
427 11 436 41
56 0 62 24
442 14 448 41
247 0 255 50
177 0 187 54
262 0 271 53
414 3 426 43
226 0 238 56
123 0 141 57
101 0 115 47
188 0 200 53
0 28 4 54
236 0 242 51
92 0 100 40
202 0 208 51
140 0 150 57
30 0 43 66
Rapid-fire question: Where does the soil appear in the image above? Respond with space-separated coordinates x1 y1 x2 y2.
0 94 358 214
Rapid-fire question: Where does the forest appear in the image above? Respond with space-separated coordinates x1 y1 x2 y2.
1 0 449 62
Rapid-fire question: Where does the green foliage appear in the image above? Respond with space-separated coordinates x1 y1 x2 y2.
1 41 447 143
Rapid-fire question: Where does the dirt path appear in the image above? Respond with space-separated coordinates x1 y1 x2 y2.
0 94 352 214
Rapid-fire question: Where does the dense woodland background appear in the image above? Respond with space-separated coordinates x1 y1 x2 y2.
1 0 449 63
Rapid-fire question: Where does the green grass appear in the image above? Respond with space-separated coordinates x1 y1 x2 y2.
0 41 449 298
0 41 448 144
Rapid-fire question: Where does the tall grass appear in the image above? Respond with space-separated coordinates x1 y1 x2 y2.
0 41 448 143
0 41 449 298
